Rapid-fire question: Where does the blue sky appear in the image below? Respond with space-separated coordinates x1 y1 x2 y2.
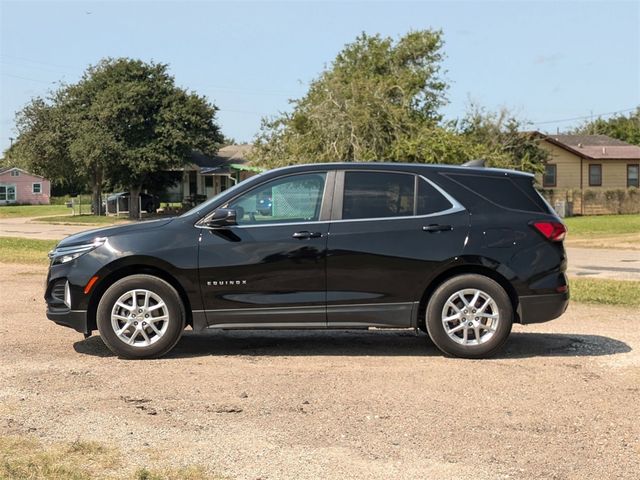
1 0 638 153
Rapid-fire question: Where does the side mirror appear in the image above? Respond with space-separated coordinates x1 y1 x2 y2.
205 208 237 228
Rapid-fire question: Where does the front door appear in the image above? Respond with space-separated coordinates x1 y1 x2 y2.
326 170 469 328
198 171 332 327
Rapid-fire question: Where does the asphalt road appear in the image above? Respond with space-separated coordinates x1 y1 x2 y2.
566 247 640 281
0 216 98 240
1 262 639 479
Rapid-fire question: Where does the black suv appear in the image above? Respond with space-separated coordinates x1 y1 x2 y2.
45 163 569 359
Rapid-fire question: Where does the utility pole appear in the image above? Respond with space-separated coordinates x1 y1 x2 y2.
9 137 14 147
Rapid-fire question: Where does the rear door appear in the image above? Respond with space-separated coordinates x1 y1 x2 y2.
326 170 469 328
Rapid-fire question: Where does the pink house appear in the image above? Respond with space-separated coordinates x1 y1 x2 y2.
0 167 51 205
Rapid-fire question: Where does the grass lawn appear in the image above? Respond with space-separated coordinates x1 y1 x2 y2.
32 214 128 225
569 278 640 307
0 237 57 264
564 214 640 236
0 435 223 480
0 204 70 218
563 214 640 250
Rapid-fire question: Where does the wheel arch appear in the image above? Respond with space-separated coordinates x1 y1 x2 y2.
417 264 520 329
86 264 193 332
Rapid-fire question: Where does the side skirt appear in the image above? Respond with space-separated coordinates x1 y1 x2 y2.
191 302 420 330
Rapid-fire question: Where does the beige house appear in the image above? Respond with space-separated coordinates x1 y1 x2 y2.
536 133 639 215
537 133 639 190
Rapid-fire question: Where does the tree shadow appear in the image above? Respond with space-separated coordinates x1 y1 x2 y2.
73 329 631 360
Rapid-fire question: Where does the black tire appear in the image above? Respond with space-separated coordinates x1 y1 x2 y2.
425 274 513 359
96 274 185 359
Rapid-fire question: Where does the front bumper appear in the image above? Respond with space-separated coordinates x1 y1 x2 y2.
46 308 89 335
517 291 570 324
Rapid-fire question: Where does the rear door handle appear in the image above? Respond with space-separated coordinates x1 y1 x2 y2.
422 224 453 233
292 231 323 239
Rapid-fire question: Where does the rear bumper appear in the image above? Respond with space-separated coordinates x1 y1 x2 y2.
46 308 89 335
517 291 570 324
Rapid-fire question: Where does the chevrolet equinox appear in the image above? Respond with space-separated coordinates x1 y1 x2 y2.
45 163 569 359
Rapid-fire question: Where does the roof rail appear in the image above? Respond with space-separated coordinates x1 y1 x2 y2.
461 159 486 168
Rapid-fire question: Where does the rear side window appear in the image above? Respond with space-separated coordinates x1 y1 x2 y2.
343 172 414 220
446 173 547 212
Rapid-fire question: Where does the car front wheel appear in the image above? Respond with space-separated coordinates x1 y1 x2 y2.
96 274 185 359
425 274 513 358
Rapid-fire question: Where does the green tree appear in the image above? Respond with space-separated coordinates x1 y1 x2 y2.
250 30 548 174
251 30 449 167
456 105 549 173
573 107 640 145
10 58 223 218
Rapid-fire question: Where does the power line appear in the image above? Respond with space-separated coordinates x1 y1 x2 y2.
532 107 637 125
0 71 61 84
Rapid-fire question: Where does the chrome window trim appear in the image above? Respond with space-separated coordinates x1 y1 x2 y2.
195 171 465 230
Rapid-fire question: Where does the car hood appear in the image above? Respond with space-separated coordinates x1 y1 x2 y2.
56 218 175 248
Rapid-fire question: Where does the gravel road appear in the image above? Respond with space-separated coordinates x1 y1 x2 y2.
1 262 639 479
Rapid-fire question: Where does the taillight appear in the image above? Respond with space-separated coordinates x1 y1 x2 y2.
531 221 567 242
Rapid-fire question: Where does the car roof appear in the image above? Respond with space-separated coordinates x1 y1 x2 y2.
264 162 535 179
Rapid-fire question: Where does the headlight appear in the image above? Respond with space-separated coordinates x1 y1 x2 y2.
48 237 106 265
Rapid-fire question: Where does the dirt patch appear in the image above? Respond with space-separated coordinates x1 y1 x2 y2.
1 262 639 479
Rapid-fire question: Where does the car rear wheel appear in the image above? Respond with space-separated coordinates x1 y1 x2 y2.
96 275 185 359
425 274 513 358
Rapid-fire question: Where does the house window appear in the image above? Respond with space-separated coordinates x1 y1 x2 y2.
543 164 557 187
589 164 602 187
0 185 16 201
33 183 42 194
10 170 19 177
628 164 639 188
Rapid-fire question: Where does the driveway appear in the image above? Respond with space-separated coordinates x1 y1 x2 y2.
1 261 638 479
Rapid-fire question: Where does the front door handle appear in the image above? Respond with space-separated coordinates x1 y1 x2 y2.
292 231 323 239
422 224 453 233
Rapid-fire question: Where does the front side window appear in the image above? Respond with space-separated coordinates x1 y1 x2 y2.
227 173 326 225
33 183 42 194
543 164 557 187
628 164 639 188
589 164 602 186
342 172 414 220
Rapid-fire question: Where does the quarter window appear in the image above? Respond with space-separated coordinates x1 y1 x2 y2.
543 164 557 187
342 172 414 220
417 178 453 215
33 183 42 194
589 164 602 187
628 164 639 188
227 173 326 225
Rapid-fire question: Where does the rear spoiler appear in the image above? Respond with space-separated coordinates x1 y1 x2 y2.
461 159 486 168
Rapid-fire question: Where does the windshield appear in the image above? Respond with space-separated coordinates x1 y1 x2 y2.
179 173 264 218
